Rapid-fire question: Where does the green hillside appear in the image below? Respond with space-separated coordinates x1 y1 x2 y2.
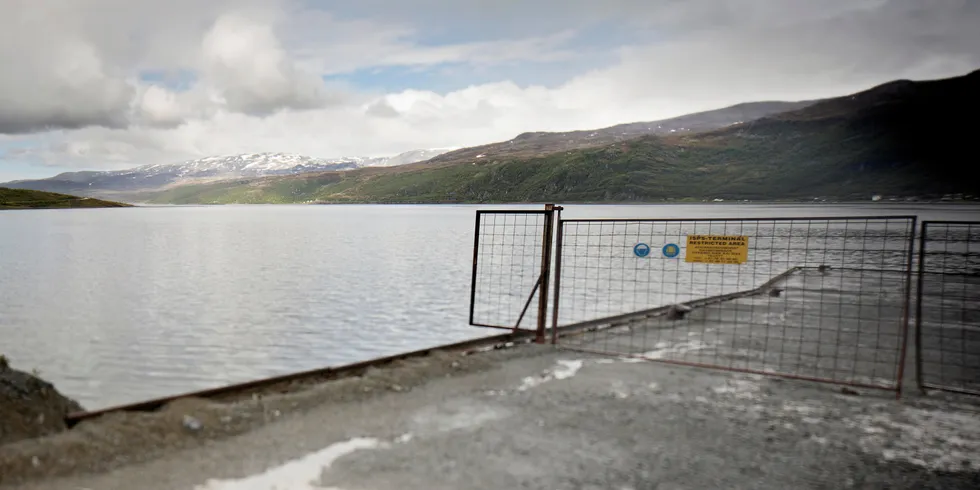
143 70 980 204
0 187 132 209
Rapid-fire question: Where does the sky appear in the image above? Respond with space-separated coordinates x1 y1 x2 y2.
0 0 977 181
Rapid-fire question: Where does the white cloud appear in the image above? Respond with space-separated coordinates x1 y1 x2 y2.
1 0 978 176
200 12 339 114
285 10 578 75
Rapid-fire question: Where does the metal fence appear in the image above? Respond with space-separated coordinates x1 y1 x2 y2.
915 221 980 396
468 206 559 341
552 216 918 393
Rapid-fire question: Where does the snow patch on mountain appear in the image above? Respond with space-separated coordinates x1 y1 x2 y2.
140 148 457 177
1 148 456 194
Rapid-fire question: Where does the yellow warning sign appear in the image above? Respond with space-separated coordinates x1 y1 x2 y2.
685 235 749 264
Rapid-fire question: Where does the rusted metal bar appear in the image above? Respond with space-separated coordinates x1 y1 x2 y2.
470 322 533 331
535 204 556 343
550 206 565 345
68 291 642 426
560 215 919 223
566 345 897 392
468 210 482 325
914 220 928 394
65 330 539 426
894 216 917 399
514 275 542 330
922 385 980 397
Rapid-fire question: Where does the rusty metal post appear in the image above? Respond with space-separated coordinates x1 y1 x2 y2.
535 204 556 343
895 216 917 400
913 220 928 395
468 211 482 325
550 206 564 344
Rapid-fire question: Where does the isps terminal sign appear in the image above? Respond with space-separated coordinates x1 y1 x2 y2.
685 235 749 264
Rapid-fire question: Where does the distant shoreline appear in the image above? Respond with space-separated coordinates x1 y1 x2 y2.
0 187 131 210
116 199 980 207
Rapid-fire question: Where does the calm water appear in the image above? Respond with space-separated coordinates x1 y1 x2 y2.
1 203 977 409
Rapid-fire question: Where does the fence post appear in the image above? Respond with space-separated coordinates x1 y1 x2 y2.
895 216 918 400
913 220 927 395
536 204 556 343
468 211 482 326
550 206 564 345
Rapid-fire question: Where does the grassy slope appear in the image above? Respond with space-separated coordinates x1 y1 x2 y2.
144 70 980 205
0 187 131 209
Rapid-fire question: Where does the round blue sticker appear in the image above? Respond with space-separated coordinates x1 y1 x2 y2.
633 243 651 257
662 243 680 258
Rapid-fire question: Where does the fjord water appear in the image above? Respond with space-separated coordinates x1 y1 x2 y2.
1 203 978 409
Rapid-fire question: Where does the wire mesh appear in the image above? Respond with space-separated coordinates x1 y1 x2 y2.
554 217 917 391
916 221 980 396
469 211 547 331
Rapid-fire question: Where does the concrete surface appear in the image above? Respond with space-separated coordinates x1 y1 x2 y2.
8 343 979 490
562 269 912 389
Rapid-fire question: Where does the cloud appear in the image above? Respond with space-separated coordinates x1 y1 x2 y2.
285 10 579 76
0 0 292 133
364 100 401 119
0 11 134 133
200 12 340 114
1 0 978 176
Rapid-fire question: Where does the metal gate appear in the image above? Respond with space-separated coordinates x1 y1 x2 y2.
468 205 560 342
550 216 918 394
915 221 980 396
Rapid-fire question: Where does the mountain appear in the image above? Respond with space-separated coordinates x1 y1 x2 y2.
363 148 458 167
2 148 454 198
1 101 808 200
0 187 131 209
137 69 980 204
416 100 816 170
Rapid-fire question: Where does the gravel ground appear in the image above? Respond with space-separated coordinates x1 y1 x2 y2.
0 346 512 487
2 342 978 490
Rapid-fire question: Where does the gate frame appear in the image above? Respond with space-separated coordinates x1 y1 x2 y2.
468 204 560 343
915 219 980 396
549 214 919 397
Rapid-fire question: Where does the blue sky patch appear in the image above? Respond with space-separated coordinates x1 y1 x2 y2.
138 69 198 91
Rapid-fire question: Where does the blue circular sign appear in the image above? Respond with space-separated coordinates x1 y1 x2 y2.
662 243 680 258
633 243 651 257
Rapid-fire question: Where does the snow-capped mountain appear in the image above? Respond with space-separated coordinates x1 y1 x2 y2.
128 148 456 179
137 152 366 179
2 148 455 196
359 148 458 168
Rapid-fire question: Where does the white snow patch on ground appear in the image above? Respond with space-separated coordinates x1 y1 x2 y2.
413 403 510 433
641 340 714 359
610 381 630 399
849 406 980 472
711 379 763 400
847 375 897 389
517 360 585 391
781 401 825 416
620 357 647 364
195 437 383 490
